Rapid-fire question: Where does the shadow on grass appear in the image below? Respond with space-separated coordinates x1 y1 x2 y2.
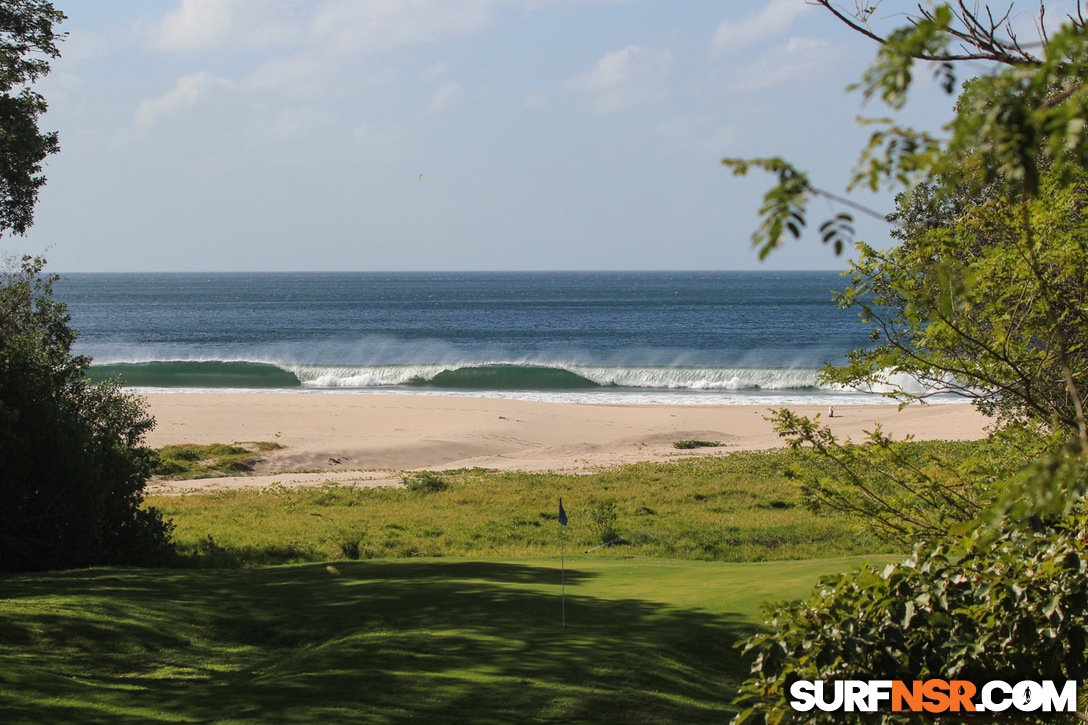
174 539 327 568
1 560 760 723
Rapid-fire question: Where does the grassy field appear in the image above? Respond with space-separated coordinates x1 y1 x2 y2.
0 556 890 723
4 444 978 722
148 451 896 567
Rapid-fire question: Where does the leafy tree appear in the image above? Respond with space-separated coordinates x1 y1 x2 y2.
1 255 174 571
725 2 1088 444
822 164 1088 436
726 2 1088 722
725 2 1088 266
768 403 1070 551
736 477 1088 724
0 0 65 235
768 410 997 548
0 3 174 571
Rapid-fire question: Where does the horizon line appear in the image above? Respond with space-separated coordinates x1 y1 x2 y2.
52 268 850 275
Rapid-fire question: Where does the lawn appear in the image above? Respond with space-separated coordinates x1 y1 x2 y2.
147 451 901 566
5 445 967 722
0 556 888 723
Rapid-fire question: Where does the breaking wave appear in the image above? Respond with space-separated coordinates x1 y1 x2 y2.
87 359 825 392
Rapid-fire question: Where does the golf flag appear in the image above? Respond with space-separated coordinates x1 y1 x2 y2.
558 498 568 526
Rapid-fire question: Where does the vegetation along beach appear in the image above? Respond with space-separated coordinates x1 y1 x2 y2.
5 1 1088 724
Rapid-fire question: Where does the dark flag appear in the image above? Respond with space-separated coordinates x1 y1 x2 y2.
558 498 568 526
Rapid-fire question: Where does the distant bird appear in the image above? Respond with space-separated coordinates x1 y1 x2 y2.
418 173 423 181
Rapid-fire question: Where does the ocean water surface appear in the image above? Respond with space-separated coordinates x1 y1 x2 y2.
53 271 915 405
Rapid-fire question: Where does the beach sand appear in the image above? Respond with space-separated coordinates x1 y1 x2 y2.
143 394 992 493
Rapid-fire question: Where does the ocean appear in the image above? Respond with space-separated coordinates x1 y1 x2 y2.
53 270 908 405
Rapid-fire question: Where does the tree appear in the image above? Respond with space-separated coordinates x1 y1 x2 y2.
0 3 174 571
734 446 1088 725
767 410 999 548
725 2 1088 722
823 164 1088 436
726 2 1088 258
1 255 174 571
724 2 1088 444
0 0 65 235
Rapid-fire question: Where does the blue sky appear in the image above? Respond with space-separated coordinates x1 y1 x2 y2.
10 0 1052 272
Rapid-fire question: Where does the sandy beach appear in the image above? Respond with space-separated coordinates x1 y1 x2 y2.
143 394 991 493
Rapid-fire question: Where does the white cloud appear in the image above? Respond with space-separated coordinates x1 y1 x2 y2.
428 80 466 113
133 72 236 129
61 25 145 64
308 0 493 55
568 46 673 113
712 0 812 56
523 91 548 109
657 116 738 155
726 37 838 92
350 121 406 160
146 0 638 58
246 54 330 97
522 0 633 7
657 116 698 138
148 0 231 50
37 71 86 111
148 0 500 55
149 0 302 52
699 125 739 155
257 105 338 142
423 61 450 81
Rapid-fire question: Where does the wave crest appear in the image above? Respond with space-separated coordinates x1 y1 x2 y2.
87 359 825 392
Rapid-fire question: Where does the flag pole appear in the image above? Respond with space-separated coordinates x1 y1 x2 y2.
558 496 567 628
561 521 565 628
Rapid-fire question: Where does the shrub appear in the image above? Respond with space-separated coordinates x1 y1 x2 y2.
162 446 201 462
217 459 254 474
402 471 448 492
152 442 268 479
733 448 1088 724
586 500 620 544
674 440 723 450
0 256 174 570
204 443 249 457
152 459 190 477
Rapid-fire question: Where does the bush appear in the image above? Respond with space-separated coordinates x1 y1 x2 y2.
674 440 723 449
163 446 201 462
402 471 448 492
586 500 621 544
217 459 254 474
152 459 190 477
733 448 1088 724
0 256 174 571
152 442 264 479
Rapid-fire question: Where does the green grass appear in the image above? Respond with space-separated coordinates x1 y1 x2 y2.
148 452 893 567
0 556 890 723
673 440 724 449
152 442 284 480
401 470 449 492
1 443 978 721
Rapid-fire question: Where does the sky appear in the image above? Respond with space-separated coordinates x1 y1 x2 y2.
4 0 1059 272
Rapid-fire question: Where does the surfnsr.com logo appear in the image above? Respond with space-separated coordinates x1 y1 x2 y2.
789 680 1078 714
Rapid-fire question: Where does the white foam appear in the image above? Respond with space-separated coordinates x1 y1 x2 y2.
285 364 452 387
276 362 826 391
568 364 821 390
829 367 968 397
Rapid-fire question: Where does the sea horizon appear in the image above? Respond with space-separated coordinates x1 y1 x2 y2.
53 270 946 406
